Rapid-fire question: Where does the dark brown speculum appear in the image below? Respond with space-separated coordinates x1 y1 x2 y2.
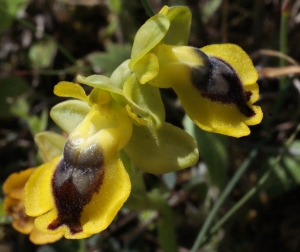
191 49 255 117
48 138 104 234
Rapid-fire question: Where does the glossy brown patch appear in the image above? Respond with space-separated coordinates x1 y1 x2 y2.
191 50 255 117
48 139 104 234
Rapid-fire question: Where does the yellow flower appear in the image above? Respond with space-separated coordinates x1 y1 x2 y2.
25 99 132 239
3 168 63 244
150 44 263 137
23 70 198 238
128 6 263 137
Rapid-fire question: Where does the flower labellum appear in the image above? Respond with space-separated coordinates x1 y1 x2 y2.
25 104 132 239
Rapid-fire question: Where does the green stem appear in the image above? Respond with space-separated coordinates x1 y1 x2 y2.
77 239 86 252
141 0 155 17
190 136 271 252
208 123 300 238
120 150 177 251
190 150 257 251
147 192 178 252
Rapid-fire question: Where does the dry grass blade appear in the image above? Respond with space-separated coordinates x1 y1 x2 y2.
258 65 300 78
258 49 298 66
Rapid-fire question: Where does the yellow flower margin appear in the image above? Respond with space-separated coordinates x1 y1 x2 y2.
3 168 63 244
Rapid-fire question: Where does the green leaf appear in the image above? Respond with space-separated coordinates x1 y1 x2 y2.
163 6 192 45
288 139 300 156
123 74 165 129
34 131 66 162
261 140 300 199
124 123 198 174
261 157 292 199
129 13 170 69
282 155 300 184
87 43 131 77
183 116 228 189
29 39 57 69
261 151 300 199
50 100 90 134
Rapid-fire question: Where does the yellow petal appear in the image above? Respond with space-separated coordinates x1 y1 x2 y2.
29 226 63 245
34 132 66 163
163 6 191 46
126 105 148 126
3 167 36 200
134 53 159 84
129 14 170 70
24 157 60 216
201 44 258 85
50 100 90 135
246 82 260 103
54 82 88 102
244 105 263 126
33 208 60 235
159 5 169 15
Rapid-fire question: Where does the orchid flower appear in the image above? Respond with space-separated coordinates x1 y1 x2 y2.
24 73 198 239
128 5 263 137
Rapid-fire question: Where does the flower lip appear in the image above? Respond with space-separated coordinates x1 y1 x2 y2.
48 138 105 235
191 50 255 117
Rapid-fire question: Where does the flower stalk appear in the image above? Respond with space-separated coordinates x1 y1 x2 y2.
141 0 155 17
